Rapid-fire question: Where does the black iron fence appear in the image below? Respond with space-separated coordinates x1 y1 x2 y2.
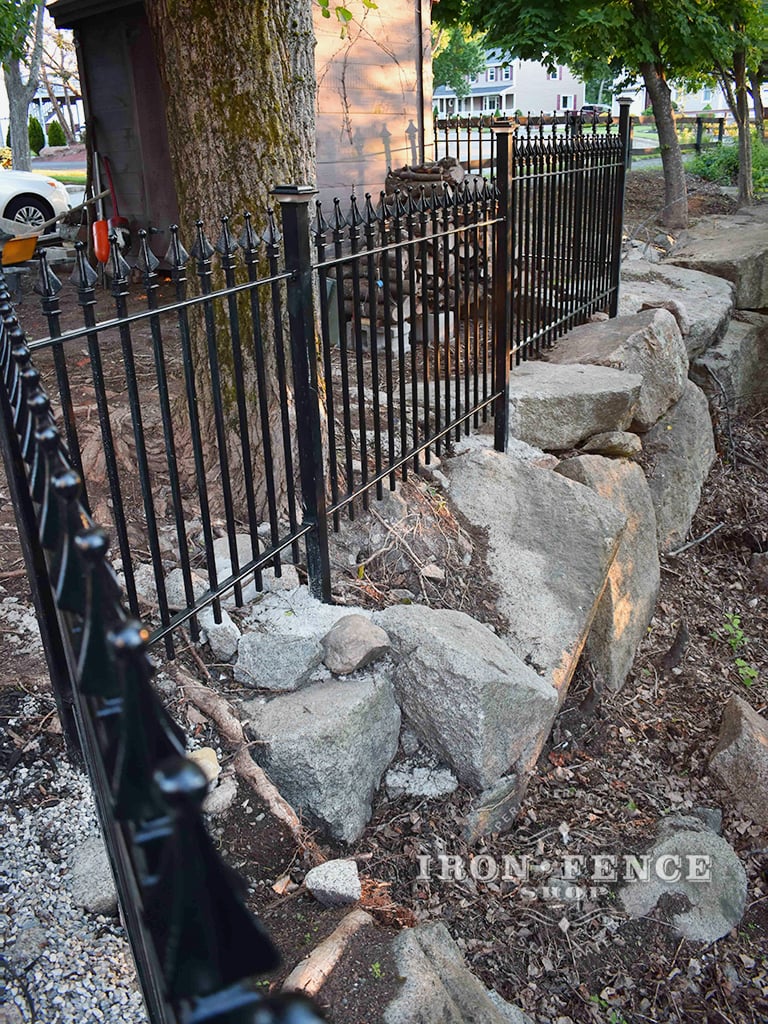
0 280 325 1024
0 116 629 1022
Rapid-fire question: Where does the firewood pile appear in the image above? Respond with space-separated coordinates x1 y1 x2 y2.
384 156 466 199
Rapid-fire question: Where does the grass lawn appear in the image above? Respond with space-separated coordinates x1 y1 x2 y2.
32 168 86 185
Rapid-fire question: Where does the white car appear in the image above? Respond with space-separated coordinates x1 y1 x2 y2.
1 168 71 230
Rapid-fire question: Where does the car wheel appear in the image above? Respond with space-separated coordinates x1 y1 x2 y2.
3 193 55 229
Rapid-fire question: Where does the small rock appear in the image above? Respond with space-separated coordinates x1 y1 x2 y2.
621 827 747 942
304 859 361 906
163 567 209 610
465 775 523 842
385 761 458 800
132 563 158 605
389 589 415 603
235 632 323 691
188 747 221 783
710 695 768 826
0 1004 24 1024
197 606 241 661
8 918 47 967
69 836 118 916
421 563 446 582
580 431 642 458
321 614 391 675
202 776 238 816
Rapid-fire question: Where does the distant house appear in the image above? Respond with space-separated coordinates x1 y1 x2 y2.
433 50 585 118
613 78 768 118
47 0 432 256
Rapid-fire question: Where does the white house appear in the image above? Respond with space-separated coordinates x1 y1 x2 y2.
433 50 585 118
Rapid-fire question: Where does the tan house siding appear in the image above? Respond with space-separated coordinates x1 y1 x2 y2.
314 0 432 205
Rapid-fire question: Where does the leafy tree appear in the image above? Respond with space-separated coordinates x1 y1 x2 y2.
435 0 762 228
2 0 45 171
710 2 768 203
433 25 487 101
27 113 43 154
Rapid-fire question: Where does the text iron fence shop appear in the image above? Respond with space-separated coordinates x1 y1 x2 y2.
0 107 630 1023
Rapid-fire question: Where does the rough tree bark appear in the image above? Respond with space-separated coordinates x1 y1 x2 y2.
640 61 688 230
750 68 765 141
3 0 45 171
719 48 755 207
145 0 318 515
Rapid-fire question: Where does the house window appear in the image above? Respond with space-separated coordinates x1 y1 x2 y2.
483 94 502 112
559 95 576 110
549 70 559 80
487 67 497 82
502 66 511 81
703 86 713 102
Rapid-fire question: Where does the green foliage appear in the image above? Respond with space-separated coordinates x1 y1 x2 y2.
711 611 760 687
27 114 43 155
690 133 768 194
433 25 487 100
370 961 383 980
316 0 377 27
0 0 36 64
46 120 66 147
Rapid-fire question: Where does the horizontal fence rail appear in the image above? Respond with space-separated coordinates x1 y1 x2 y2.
0 275 326 1024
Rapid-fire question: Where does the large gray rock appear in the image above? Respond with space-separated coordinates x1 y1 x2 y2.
321 614 390 675
507 361 642 450
691 311 768 416
642 380 717 553
549 308 689 430
555 456 660 691
444 446 625 700
618 261 734 358
235 632 323 691
69 835 118 916
621 823 747 943
709 695 768 827
667 206 768 310
242 675 400 842
384 922 534 1024
374 605 558 791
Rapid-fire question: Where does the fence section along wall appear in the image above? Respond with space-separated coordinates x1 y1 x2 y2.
434 112 628 359
0 116 628 1019
0 279 325 1024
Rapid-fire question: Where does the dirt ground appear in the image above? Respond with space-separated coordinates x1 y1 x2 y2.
1 169 767 1023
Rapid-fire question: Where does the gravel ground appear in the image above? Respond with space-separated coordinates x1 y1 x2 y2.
0 693 146 1024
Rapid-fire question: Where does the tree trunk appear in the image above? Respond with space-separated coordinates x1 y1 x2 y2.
41 66 76 145
640 61 688 230
2 0 45 171
735 49 754 206
749 70 764 141
145 0 317 517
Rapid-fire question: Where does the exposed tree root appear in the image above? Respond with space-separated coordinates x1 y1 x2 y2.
281 909 374 996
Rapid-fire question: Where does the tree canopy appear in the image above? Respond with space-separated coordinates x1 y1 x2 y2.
432 25 487 100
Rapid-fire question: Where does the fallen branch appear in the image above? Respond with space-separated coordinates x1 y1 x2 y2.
168 663 324 864
665 522 726 558
281 909 374 996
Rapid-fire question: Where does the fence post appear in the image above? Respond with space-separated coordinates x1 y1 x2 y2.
493 126 515 453
273 185 332 603
608 98 633 318
695 116 704 153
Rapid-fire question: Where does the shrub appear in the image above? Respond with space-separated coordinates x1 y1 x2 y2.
0 147 11 169
689 133 768 196
28 116 44 155
47 120 66 147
